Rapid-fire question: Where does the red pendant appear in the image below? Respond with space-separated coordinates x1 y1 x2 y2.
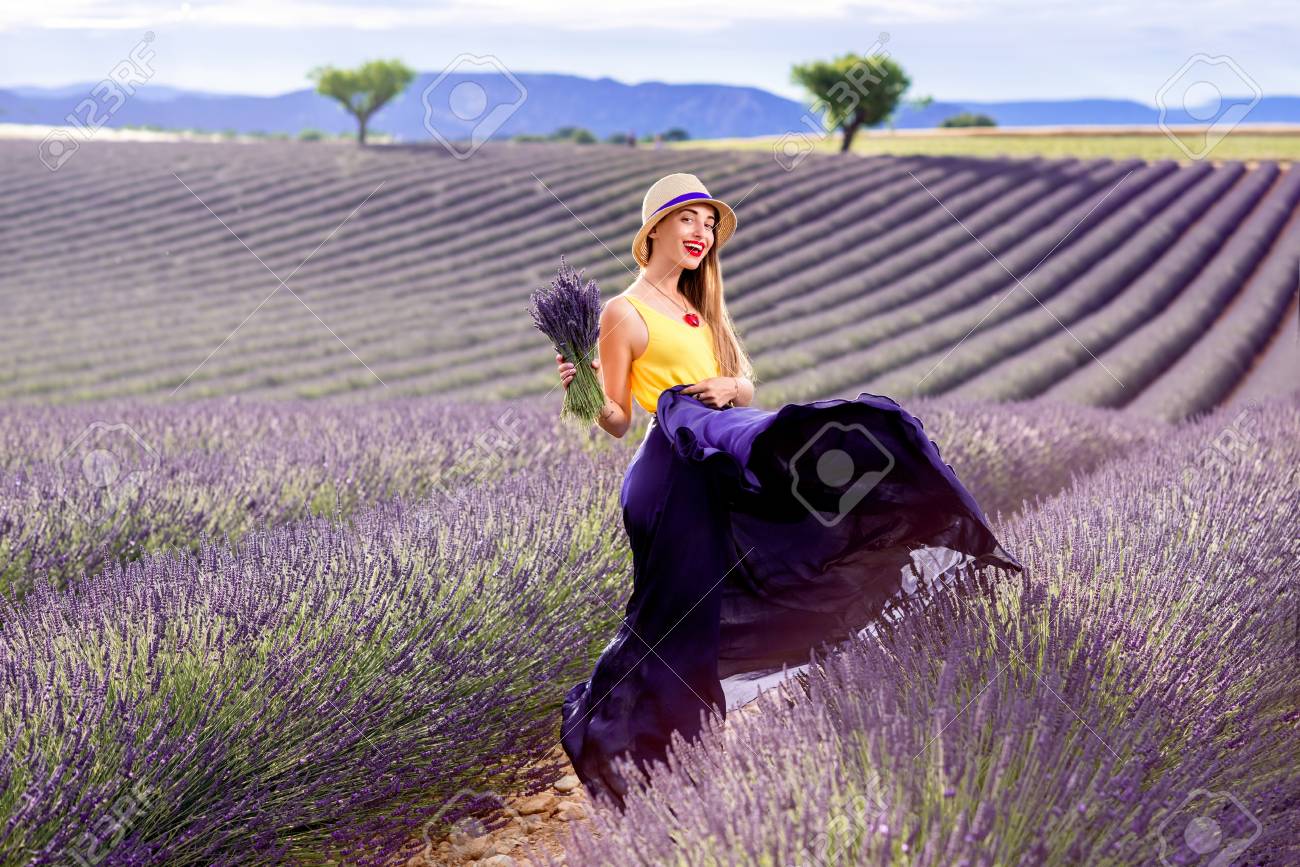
683 312 700 327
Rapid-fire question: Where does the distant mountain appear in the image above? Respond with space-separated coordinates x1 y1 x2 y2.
2 74 1296 141
893 97 1300 128
2 83 243 103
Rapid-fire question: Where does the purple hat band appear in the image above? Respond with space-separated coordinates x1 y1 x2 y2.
650 191 720 217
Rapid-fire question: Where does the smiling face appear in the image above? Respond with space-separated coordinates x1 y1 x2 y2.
647 203 718 269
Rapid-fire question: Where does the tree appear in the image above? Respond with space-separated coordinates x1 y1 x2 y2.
791 53 912 152
550 126 596 144
309 59 414 145
941 112 997 128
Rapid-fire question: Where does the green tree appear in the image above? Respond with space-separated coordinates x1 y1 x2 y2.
791 53 912 152
941 112 997 128
550 126 596 144
309 59 415 145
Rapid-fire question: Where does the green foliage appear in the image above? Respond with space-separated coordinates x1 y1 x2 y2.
941 112 998 128
506 127 598 144
551 125 597 143
510 126 599 143
791 52 913 151
298 128 326 141
661 127 690 141
308 58 415 145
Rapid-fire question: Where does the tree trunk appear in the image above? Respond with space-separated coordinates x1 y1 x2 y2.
357 114 368 146
840 120 860 153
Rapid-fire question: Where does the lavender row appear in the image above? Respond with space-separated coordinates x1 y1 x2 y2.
8 139 1293 415
1122 208 1300 420
0 393 1167 601
548 393 1300 865
0 456 628 866
757 159 1180 400
0 147 755 391
965 163 1300 403
0 392 1184 864
733 156 1025 323
838 159 1225 398
0 396 601 598
739 157 1106 338
874 160 1268 396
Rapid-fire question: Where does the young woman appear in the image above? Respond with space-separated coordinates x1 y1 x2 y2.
554 172 1023 811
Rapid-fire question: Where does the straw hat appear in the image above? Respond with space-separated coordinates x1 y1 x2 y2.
632 173 738 268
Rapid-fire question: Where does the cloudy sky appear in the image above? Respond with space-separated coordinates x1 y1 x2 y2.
0 0 1293 104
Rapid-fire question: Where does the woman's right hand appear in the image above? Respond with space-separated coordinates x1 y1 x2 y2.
557 352 599 391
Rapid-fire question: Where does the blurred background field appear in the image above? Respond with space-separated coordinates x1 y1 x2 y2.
692 125 1300 162
1 135 1295 421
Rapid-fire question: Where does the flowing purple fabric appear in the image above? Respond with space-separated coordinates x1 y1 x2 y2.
560 384 1024 808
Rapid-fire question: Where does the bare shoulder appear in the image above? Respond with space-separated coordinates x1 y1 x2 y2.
602 294 648 356
602 294 639 330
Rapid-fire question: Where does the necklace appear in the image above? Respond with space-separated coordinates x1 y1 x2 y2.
647 282 702 327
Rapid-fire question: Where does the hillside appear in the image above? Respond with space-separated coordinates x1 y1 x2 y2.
4 77 1299 140
1 138 1295 420
0 73 810 141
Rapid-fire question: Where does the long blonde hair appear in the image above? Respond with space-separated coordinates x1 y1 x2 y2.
645 209 757 383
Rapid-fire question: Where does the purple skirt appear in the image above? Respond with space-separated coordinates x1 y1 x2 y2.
559 384 1024 808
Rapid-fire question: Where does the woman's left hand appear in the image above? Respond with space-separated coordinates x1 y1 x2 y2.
681 376 738 409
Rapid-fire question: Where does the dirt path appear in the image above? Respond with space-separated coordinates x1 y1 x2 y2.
409 701 768 866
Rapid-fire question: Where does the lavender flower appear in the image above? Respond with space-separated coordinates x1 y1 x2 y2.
528 255 605 425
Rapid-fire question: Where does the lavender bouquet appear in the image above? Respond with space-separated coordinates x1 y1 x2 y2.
529 254 605 425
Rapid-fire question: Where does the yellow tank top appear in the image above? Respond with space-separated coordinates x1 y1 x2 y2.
623 293 720 414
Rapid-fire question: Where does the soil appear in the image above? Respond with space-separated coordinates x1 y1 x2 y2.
406 701 768 866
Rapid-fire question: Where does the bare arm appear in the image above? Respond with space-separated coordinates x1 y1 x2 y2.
732 376 754 407
593 298 636 438
681 374 755 409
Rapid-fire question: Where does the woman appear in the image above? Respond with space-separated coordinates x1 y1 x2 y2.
555 172 1023 811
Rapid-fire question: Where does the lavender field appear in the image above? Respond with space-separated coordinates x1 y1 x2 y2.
1 135 1298 866
1 139 1296 417
552 395 1300 866
1 390 1297 865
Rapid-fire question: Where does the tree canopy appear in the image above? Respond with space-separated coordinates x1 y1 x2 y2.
309 59 415 145
941 112 998 128
791 53 913 152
